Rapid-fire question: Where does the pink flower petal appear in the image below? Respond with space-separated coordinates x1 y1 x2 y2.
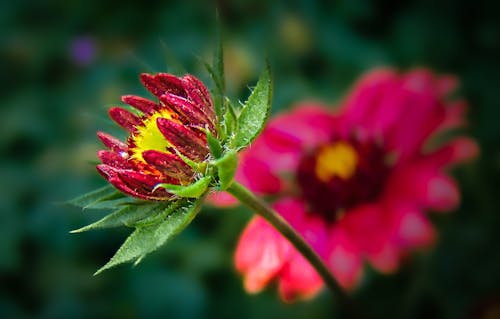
365 241 400 273
424 136 479 168
206 191 238 207
339 68 398 134
268 102 336 152
278 252 323 302
235 216 292 293
436 74 459 97
436 100 467 133
391 205 436 248
326 228 363 289
236 155 283 195
385 70 447 161
385 165 460 212
340 204 399 273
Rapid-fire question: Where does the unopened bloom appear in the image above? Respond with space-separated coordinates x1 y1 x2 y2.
213 68 479 301
97 73 216 200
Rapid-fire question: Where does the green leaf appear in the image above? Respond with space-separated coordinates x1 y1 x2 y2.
159 39 186 75
215 150 238 190
154 176 212 198
129 200 184 227
94 198 203 275
70 202 171 233
207 131 223 159
213 13 226 95
83 197 142 210
200 17 226 137
67 185 123 208
233 64 272 150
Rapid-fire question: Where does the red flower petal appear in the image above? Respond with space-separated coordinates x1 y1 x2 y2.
160 93 215 130
97 132 128 152
140 73 185 98
97 150 132 169
96 165 169 200
182 75 215 120
156 118 208 161
121 95 158 114
109 107 142 132
142 150 192 181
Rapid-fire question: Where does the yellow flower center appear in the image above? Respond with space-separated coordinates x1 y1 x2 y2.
315 142 358 182
130 110 174 163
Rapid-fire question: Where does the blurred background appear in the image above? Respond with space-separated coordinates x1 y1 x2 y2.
1 0 499 318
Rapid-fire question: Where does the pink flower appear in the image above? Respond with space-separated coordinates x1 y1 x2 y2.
212 68 479 302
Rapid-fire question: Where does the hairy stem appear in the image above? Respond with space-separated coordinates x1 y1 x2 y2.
227 182 362 319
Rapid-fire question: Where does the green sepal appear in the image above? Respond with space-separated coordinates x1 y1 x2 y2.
66 185 124 209
223 97 238 141
207 131 223 159
94 198 203 275
233 63 272 150
70 201 170 233
172 148 206 173
154 175 212 198
215 150 238 190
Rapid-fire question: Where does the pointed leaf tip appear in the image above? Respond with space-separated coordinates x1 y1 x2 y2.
67 185 123 209
233 64 272 150
70 202 170 233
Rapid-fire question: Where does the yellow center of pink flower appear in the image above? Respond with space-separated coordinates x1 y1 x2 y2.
297 138 389 222
130 110 174 163
315 142 358 182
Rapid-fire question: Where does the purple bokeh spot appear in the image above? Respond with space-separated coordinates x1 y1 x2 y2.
69 36 97 66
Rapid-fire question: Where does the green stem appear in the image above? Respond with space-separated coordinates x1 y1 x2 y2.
227 182 362 319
